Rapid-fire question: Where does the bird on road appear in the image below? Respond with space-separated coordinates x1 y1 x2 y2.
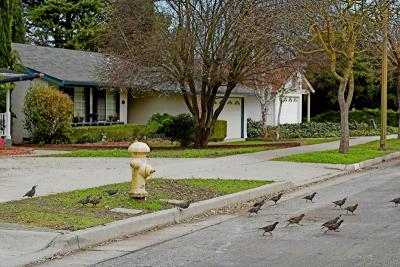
89 196 102 207
321 215 341 229
259 222 279 236
332 198 347 209
79 195 92 206
286 214 305 227
323 219 344 233
270 193 283 205
23 185 37 198
253 198 266 207
105 189 118 196
176 201 191 211
344 203 358 215
389 197 400 207
303 192 317 203
248 204 262 216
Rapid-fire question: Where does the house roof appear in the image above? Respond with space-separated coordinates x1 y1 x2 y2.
12 43 106 86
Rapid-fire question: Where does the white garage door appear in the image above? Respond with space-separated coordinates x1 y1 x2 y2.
279 97 299 124
216 97 243 139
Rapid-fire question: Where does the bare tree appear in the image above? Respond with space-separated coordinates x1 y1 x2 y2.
298 0 377 153
102 0 281 148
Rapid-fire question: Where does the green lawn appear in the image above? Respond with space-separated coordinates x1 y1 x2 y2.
0 178 272 230
44 138 340 158
274 139 400 164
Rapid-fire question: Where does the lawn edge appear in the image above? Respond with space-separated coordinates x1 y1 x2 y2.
26 181 293 266
344 151 400 171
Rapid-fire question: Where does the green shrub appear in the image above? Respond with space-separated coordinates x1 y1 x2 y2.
313 108 399 127
247 118 264 138
70 123 159 143
148 113 175 134
165 113 195 147
24 85 73 144
210 120 227 141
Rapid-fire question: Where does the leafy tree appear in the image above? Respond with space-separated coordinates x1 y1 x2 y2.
23 0 109 51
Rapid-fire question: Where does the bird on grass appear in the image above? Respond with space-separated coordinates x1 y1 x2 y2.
323 220 344 234
23 185 37 198
389 197 400 207
332 198 347 209
79 195 92 206
270 193 283 205
344 203 358 215
321 215 341 229
105 189 118 196
303 192 317 203
253 198 266 207
176 201 191 211
248 204 262 216
259 222 279 236
285 214 305 227
89 196 102 207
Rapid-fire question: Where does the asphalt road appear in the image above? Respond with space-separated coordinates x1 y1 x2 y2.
94 163 400 267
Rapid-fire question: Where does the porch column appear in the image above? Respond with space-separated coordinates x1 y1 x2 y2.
89 87 93 122
5 87 11 142
307 93 311 122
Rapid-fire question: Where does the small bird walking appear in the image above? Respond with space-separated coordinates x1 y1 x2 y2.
176 201 191 211
323 220 344 233
332 198 347 209
303 192 317 203
79 195 92 206
253 198 266 207
105 189 118 196
89 196 102 207
389 197 400 207
259 222 279 236
321 215 341 229
23 185 37 198
248 204 262 216
286 214 305 227
344 203 358 215
270 193 283 205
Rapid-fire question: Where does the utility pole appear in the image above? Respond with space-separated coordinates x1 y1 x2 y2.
380 0 388 151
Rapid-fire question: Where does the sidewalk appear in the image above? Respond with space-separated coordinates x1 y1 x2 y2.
0 135 396 266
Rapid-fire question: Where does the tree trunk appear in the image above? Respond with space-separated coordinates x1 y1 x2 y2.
396 70 400 139
338 81 350 154
276 98 283 140
261 101 267 126
194 122 214 149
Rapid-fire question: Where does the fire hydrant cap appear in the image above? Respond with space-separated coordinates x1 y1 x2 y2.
128 141 150 153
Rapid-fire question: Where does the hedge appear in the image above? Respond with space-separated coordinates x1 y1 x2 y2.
312 108 399 127
211 120 227 141
70 123 159 143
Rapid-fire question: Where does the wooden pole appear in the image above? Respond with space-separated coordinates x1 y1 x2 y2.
380 0 388 151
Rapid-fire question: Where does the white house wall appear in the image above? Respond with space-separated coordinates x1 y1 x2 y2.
246 95 275 126
275 92 303 125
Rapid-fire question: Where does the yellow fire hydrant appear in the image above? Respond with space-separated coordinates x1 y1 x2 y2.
128 141 155 199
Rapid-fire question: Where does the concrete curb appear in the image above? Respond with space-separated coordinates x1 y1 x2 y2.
344 152 400 171
31 181 292 265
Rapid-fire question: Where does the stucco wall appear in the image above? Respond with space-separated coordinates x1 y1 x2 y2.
11 78 52 144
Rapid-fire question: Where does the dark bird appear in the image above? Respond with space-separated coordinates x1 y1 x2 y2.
79 195 92 206
332 198 347 209
248 204 262 216
286 214 305 227
176 201 191 211
389 197 400 207
253 198 266 207
303 192 317 202
323 219 344 233
270 193 283 204
105 189 118 196
345 203 358 215
321 215 341 229
89 196 102 207
23 185 37 198
259 222 279 236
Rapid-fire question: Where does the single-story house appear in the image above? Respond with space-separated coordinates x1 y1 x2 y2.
2 43 314 144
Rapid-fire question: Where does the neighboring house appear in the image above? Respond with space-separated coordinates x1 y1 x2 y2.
6 43 313 144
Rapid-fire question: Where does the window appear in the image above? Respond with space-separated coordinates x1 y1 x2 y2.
74 88 85 118
106 91 117 119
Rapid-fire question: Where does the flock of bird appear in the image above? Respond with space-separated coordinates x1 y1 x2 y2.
251 191 400 237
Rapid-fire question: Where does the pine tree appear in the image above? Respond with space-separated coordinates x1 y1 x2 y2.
0 0 13 69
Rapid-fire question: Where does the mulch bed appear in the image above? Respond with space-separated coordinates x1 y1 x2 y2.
0 147 34 156
23 141 303 151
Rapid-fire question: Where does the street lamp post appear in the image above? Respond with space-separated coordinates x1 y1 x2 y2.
380 0 388 151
